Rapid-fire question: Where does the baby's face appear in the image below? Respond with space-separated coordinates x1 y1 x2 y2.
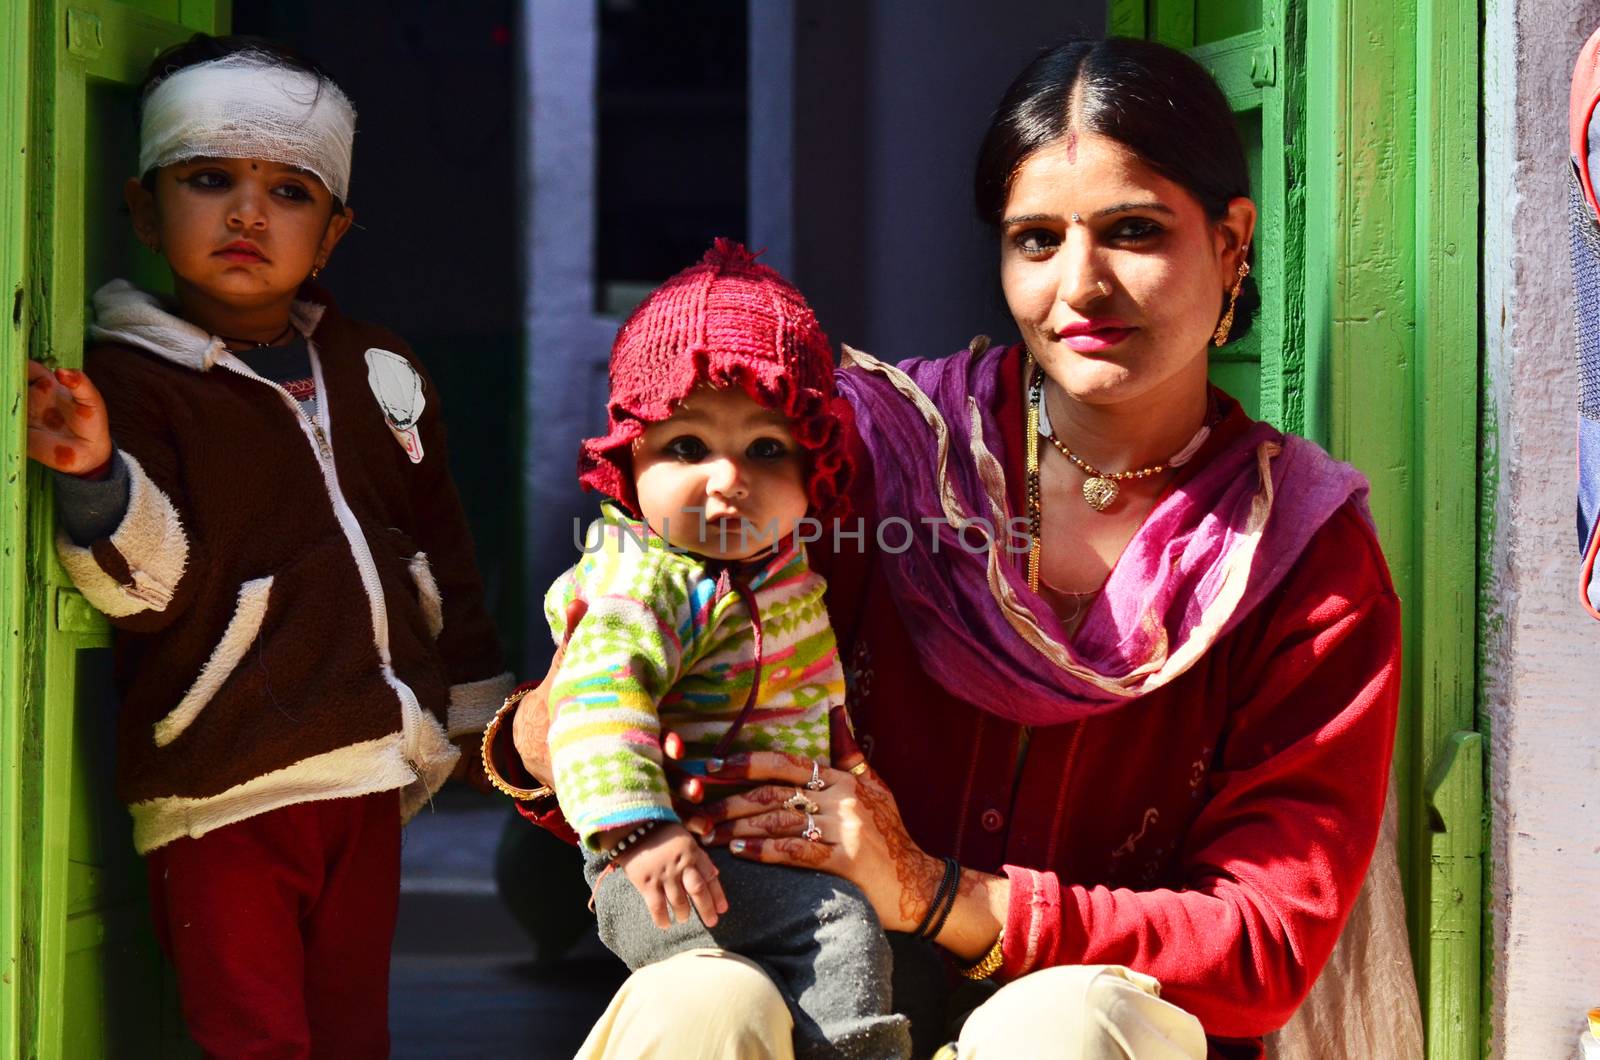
127 156 350 309
633 385 809 561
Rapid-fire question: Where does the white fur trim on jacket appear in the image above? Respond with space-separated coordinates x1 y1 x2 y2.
446 671 515 739
130 709 457 853
407 552 444 639
56 452 189 618
153 577 273 747
90 279 327 371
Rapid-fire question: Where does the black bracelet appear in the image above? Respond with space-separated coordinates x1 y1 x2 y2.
602 819 660 863
924 857 962 942
914 856 961 940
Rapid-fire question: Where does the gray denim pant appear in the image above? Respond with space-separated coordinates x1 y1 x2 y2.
584 846 912 1059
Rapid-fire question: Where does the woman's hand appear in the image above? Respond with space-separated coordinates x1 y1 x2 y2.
509 599 587 787
663 703 866 806
26 361 111 474
683 751 943 935
612 821 730 929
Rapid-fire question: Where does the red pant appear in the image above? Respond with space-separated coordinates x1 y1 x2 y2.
146 791 401 1059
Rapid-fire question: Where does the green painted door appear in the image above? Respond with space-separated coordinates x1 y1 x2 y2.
1111 2 1483 1058
1 3 228 1057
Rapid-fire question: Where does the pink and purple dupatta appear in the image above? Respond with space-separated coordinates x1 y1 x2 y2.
834 342 1373 726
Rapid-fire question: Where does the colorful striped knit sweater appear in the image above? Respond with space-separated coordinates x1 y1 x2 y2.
546 505 841 848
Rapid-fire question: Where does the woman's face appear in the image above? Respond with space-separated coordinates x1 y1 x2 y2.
998 130 1255 409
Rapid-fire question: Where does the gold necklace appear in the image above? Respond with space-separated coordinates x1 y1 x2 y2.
1045 434 1166 512
1028 361 1171 513
1025 357 1043 592
1023 354 1213 593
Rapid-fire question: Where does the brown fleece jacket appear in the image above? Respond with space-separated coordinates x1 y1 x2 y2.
60 280 512 853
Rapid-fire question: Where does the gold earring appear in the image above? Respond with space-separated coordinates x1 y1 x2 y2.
310 263 323 280
1212 256 1251 347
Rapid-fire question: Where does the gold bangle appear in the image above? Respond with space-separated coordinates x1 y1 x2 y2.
957 927 1005 981
848 761 869 776
480 690 555 802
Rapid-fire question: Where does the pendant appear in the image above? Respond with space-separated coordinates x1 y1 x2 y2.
1082 476 1120 512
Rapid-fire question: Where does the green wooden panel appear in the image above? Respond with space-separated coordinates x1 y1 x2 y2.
6 2 227 1056
1426 732 1484 1057
1304 0 1482 1055
1150 0 1196 48
1107 0 1146 37
0 4 35 1058
1196 2 1262 44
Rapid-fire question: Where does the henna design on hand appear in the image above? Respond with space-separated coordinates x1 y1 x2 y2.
853 771 942 929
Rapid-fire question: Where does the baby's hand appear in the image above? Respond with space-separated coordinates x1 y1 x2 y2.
26 361 111 475
611 822 729 930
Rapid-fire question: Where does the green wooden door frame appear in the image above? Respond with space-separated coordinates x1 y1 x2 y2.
1108 2 1484 1058
2 2 229 1057
1 1 36 1053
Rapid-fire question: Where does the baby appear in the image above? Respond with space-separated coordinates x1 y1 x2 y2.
543 240 910 1058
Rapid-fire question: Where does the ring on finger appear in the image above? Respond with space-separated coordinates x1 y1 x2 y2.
786 789 821 814
803 813 824 842
805 761 826 791
785 789 821 815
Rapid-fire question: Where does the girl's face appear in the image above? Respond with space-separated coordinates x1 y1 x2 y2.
125 156 352 310
998 130 1255 410
632 385 810 561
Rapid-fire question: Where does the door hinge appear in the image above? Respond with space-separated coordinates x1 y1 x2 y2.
55 588 100 633
65 9 103 60
1250 44 1277 88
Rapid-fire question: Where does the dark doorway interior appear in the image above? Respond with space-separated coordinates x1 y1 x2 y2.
232 0 524 659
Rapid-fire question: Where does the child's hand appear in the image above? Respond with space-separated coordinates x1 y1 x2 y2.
611 822 729 930
449 735 494 794
26 361 111 475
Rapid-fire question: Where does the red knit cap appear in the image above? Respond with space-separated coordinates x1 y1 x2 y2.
578 239 854 519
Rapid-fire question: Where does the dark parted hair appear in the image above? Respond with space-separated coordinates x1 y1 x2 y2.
137 34 349 211
975 37 1259 342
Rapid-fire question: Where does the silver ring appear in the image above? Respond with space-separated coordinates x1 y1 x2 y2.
805 761 826 791
785 790 820 815
803 813 823 842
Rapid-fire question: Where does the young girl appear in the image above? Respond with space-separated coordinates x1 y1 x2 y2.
532 240 911 1058
24 35 511 1056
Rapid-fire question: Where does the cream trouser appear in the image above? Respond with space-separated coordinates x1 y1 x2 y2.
574 947 1207 1060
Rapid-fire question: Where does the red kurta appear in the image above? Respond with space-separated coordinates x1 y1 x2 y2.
816 345 1400 1057
501 344 1400 1058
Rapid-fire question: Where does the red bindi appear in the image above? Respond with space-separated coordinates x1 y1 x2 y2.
54 446 76 468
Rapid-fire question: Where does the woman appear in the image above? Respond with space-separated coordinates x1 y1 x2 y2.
488 37 1410 1059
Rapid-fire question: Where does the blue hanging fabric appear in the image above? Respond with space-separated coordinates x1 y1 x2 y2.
1569 27 1600 619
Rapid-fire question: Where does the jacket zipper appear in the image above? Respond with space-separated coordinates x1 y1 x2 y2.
215 348 428 770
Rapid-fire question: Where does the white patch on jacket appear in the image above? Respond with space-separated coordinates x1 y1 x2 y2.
56 452 190 618
153 576 274 748
447 672 516 739
407 552 444 639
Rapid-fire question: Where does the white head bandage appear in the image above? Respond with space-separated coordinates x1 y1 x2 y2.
139 51 356 202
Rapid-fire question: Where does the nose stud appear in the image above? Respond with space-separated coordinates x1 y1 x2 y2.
1096 281 1111 297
